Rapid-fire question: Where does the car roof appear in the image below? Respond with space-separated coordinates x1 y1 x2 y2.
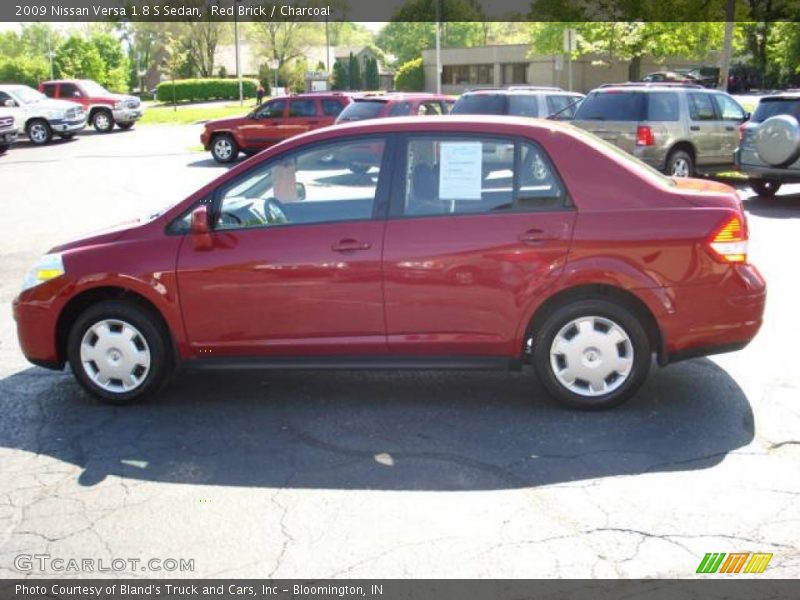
352 92 451 102
463 87 580 96
595 82 705 91
761 92 800 101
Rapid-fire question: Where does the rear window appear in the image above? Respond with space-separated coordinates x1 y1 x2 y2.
645 92 679 121
752 98 800 123
451 94 508 115
337 100 385 122
574 91 645 121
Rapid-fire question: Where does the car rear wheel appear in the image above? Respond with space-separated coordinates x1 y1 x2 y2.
749 178 782 198
67 300 172 405
666 149 694 178
117 122 134 130
92 109 114 133
27 119 52 145
211 133 238 163
533 299 651 410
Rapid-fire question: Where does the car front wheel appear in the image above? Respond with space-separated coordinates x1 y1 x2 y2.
533 299 651 410
666 149 694 178
749 178 782 198
92 109 114 133
211 133 239 163
117 122 134 130
27 119 52 145
67 300 172 405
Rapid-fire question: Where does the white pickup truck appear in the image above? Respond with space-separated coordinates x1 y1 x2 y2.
0 108 16 154
0 84 86 145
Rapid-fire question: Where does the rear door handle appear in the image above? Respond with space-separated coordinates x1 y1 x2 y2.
518 229 560 243
690 125 700 131
332 239 372 252
725 126 735 131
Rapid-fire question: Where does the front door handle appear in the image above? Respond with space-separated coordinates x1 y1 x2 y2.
725 125 735 131
332 239 372 252
518 229 560 243
690 125 701 131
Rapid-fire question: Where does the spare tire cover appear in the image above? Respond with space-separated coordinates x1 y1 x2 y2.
754 114 800 167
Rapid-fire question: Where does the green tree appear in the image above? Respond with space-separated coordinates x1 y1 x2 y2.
394 57 425 91
89 32 130 91
365 56 380 90
54 36 105 82
0 56 49 88
348 52 361 89
332 60 348 90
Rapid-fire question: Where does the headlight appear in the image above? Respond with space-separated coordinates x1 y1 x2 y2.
22 254 65 292
47 110 66 120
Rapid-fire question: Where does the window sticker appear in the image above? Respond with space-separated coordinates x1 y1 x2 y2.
439 142 482 200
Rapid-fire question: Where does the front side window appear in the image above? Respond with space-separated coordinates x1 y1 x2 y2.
289 99 316 117
712 94 745 120
417 102 442 116
59 83 82 98
256 99 285 119
41 84 57 98
688 93 716 121
215 138 386 230
402 136 566 217
546 95 580 119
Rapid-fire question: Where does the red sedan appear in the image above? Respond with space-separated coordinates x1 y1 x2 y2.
13 116 765 409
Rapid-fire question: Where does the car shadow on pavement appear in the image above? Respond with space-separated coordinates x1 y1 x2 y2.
742 193 800 219
0 359 754 491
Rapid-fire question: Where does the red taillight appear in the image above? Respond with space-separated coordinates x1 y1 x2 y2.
708 214 748 263
738 123 747 140
636 125 655 146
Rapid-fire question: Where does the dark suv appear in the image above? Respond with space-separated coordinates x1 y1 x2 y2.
736 92 800 197
573 83 748 177
451 87 584 120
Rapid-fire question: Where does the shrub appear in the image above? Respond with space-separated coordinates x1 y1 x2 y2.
394 57 424 92
155 78 258 103
0 56 49 88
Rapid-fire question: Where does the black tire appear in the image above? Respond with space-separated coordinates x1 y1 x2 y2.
749 178 782 198
92 109 114 133
0 144 8 154
211 133 239 163
665 149 694 178
58 133 75 140
532 299 651 410
67 300 173 405
26 119 52 145
117 122 134 130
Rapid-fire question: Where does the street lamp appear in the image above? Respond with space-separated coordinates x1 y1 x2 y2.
268 58 279 92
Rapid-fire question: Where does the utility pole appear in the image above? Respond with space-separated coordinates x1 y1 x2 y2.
234 0 243 106
47 31 55 80
435 0 442 94
719 0 736 92
325 16 330 74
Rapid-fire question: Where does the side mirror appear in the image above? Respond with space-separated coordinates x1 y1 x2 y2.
73 91 82 98
5 99 16 108
743 112 751 122
190 205 213 250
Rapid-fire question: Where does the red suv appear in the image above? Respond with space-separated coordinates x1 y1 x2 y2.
40 80 144 132
13 116 766 409
335 93 453 123
201 92 352 163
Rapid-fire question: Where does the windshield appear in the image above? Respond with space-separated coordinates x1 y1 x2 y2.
574 91 646 121
12 86 46 104
752 98 800 122
80 80 111 96
451 94 507 115
337 100 385 122
567 124 676 187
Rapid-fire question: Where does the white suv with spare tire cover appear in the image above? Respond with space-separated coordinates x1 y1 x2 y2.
736 92 800 197
0 84 86 145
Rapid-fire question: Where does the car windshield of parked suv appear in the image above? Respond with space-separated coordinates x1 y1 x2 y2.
451 94 507 115
79 80 111 96
574 91 646 121
10 86 46 104
336 100 386 121
752 98 800 122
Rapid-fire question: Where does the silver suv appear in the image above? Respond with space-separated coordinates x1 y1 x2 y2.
572 83 748 177
451 87 585 120
736 92 800 197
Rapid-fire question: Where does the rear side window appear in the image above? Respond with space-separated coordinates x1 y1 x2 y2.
751 98 800 122
337 100 385 121
417 102 443 116
289 99 316 117
388 101 412 116
688 93 716 121
645 92 679 121
41 83 57 98
451 94 507 115
402 137 566 217
256 99 285 118
574 91 645 121
508 95 539 117
321 99 345 116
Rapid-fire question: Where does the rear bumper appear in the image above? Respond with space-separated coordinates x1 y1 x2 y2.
735 148 800 181
656 263 766 364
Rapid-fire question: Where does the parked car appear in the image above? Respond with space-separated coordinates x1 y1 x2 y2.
727 65 762 94
0 107 17 154
201 92 353 163
0 84 86 145
572 83 748 177
450 87 584 120
736 92 800 197
13 116 765 410
641 71 696 84
335 92 453 124
40 79 144 132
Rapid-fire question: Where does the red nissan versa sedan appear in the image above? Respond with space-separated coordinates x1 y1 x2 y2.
13 116 766 410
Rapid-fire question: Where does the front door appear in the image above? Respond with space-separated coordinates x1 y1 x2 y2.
176 136 393 357
240 98 286 148
383 135 576 357
687 92 723 165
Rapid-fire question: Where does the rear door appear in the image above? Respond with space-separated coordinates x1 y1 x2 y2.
572 90 646 153
687 92 723 165
382 134 576 357
283 97 322 138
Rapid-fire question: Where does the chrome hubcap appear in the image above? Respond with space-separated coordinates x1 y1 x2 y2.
550 316 634 397
30 124 47 143
95 113 110 129
80 319 151 393
214 139 232 159
671 158 690 178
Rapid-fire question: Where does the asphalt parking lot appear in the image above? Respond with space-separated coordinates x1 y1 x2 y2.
0 126 798 578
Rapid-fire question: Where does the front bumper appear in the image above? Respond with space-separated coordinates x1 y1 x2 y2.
113 107 143 124
12 277 72 370
0 129 17 146
49 116 87 133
